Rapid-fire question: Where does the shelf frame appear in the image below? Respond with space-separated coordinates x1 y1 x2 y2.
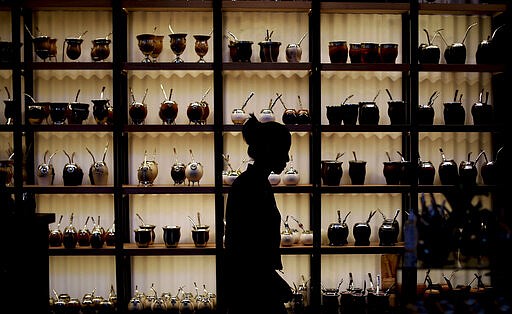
2 1 508 312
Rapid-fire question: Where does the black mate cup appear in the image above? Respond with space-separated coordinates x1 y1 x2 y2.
321 160 343 186
134 228 151 248
90 229 104 248
139 224 156 245
439 159 459 185
418 160 436 185
471 101 493 125
383 161 401 185
91 99 111 125
358 101 379 125
329 40 348 63
353 221 371 246
326 105 343 126
417 105 435 125
163 225 181 248
360 42 379 63
192 227 210 247
378 218 399 246
49 102 69 125
322 289 340 314
342 103 359 125
387 100 406 125
443 102 465 125
379 43 398 63
349 160 366 185
328 222 349 246
67 102 89 124
349 43 361 63
236 40 253 62
367 291 390 314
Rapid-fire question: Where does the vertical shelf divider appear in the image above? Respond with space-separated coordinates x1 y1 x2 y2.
310 0 322 311
402 0 419 307
112 1 130 308
213 1 226 313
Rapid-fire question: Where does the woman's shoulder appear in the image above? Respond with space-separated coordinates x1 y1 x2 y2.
230 168 265 190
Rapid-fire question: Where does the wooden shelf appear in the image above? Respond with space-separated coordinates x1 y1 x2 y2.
416 124 502 132
222 1 311 12
25 124 114 132
223 124 312 133
419 3 507 15
122 0 213 11
49 246 116 256
321 63 410 72
27 62 113 70
222 184 314 194
223 62 312 71
23 185 115 194
321 2 410 14
418 63 506 73
22 0 113 10
322 125 410 132
124 62 214 71
123 242 216 255
123 124 215 133
320 242 405 254
122 184 216 194
320 185 413 194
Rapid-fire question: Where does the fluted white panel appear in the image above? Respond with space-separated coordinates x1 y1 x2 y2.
321 255 383 290
128 73 214 125
419 72 493 125
223 132 311 184
277 193 311 230
321 72 404 125
32 10 113 63
223 12 310 63
34 132 114 185
0 72 12 87
282 255 311 287
413 268 491 289
0 132 13 155
40 194 115 230
418 131 493 185
321 14 403 64
27 73 113 124
321 132 403 185
49 256 116 300
130 194 216 245
321 194 403 246
0 11 11 41
128 11 214 63
419 14 491 65
131 256 216 297
223 71 310 125
128 132 215 185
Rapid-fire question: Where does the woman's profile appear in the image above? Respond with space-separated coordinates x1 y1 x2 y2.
224 113 293 314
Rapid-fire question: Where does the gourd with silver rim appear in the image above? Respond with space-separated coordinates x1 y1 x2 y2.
36 150 57 186
85 141 109 185
185 149 203 186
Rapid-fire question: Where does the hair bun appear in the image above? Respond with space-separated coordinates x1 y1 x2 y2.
242 113 260 145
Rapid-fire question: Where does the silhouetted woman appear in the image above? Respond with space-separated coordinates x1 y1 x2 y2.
224 113 293 314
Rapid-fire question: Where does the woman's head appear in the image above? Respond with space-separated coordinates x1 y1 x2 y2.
242 113 291 174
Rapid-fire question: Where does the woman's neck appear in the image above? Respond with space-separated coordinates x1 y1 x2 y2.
249 161 272 177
